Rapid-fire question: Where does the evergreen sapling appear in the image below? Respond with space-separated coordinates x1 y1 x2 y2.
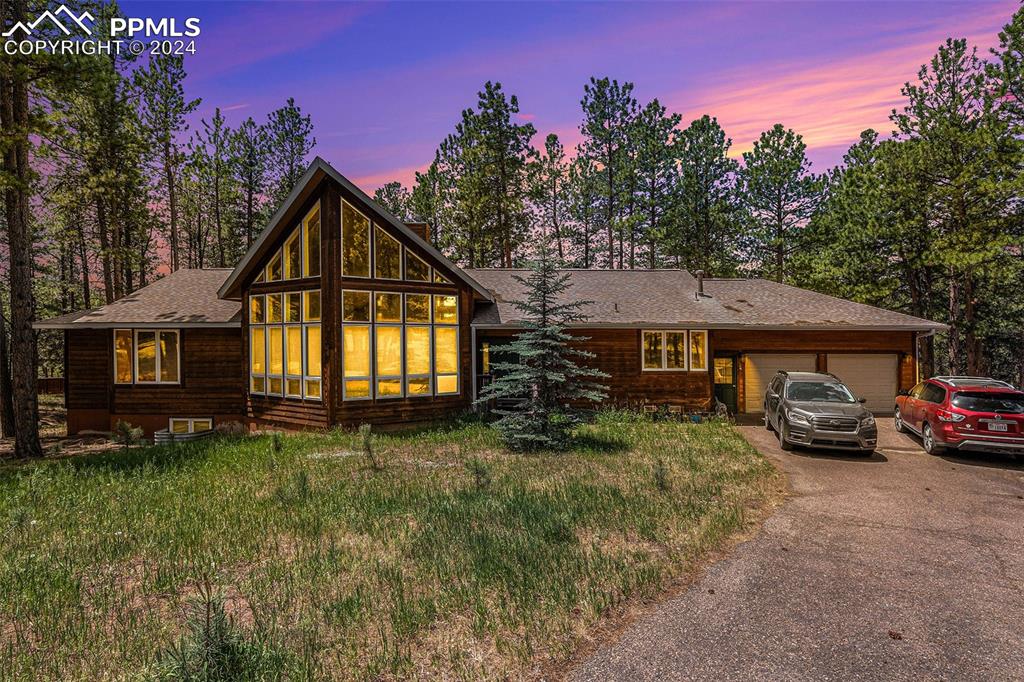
476 241 608 450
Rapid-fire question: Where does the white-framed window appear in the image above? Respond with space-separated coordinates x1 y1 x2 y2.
404 248 431 282
114 329 180 384
641 330 688 371
169 417 213 434
340 289 460 401
374 225 402 280
342 200 371 278
249 290 322 401
256 201 321 284
689 330 708 371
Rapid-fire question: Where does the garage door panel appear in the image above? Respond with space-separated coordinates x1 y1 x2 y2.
827 353 897 413
744 353 817 413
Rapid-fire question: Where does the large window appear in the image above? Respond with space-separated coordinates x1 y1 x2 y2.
260 203 320 284
113 329 180 384
641 330 708 372
342 200 370 277
375 226 401 280
250 290 321 400
342 289 459 400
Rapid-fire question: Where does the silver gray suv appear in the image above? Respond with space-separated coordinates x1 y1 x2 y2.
764 371 878 455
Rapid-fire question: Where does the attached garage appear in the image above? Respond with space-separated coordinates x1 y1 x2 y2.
826 353 898 413
744 353 817 413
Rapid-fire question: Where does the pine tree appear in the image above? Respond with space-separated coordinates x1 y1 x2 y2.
133 54 200 272
373 181 412 220
266 97 316 207
477 240 608 451
738 124 823 282
230 117 270 247
534 133 569 260
631 99 681 268
579 77 637 268
673 115 741 275
189 108 236 267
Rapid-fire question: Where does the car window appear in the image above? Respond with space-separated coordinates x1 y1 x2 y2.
909 382 926 399
951 392 1024 413
785 381 857 403
921 384 947 404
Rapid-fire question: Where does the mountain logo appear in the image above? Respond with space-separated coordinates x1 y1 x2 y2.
3 5 95 38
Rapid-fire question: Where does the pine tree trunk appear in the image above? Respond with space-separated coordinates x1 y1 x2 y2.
946 272 962 374
96 197 114 303
0 301 16 439
77 225 91 309
0 14 43 456
164 140 179 271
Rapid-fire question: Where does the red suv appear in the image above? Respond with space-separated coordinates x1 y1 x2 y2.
895 376 1024 455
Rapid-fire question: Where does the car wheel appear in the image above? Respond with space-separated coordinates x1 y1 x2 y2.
922 423 944 455
894 408 906 433
779 421 794 451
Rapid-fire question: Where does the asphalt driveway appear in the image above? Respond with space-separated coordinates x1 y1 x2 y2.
571 419 1024 681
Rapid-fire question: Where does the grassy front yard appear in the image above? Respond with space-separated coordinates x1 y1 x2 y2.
1 413 776 680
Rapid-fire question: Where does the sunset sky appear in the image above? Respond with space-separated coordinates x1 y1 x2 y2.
125 0 1017 190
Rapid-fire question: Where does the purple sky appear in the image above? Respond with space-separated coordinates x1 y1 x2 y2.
126 0 1017 190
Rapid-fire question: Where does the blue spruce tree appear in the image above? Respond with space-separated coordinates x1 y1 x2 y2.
476 240 608 450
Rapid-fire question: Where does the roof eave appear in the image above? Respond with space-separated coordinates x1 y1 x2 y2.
34 321 242 330
471 321 948 332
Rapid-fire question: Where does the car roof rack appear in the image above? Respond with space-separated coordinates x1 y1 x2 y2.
932 376 1015 389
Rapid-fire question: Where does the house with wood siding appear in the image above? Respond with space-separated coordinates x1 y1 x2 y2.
36 158 945 436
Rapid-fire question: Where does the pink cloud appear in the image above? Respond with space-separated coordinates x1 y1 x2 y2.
669 4 1011 161
351 162 430 193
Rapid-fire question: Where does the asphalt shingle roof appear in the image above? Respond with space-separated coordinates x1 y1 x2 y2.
466 269 945 331
35 269 241 328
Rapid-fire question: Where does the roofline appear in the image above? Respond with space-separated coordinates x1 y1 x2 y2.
471 322 948 332
34 321 241 330
218 158 494 302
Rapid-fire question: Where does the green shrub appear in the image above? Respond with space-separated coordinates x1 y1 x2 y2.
112 420 144 449
152 582 287 681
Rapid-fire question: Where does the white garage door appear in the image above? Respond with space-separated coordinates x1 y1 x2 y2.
744 353 817 413
826 354 898 413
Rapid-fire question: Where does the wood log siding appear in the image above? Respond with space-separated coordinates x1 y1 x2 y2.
241 179 475 432
711 329 915 353
477 328 920 413
65 328 244 435
479 328 713 410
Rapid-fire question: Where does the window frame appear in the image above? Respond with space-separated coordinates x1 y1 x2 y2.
433 325 460 396
303 323 322 400
641 329 690 372
341 199 372 279
283 226 301 280
374 224 403 281
302 203 321 278
250 288 322 402
404 248 431 282
342 323 373 401
404 322 433 398
374 324 405 399
113 329 181 385
113 328 134 384
689 329 709 372
169 417 213 434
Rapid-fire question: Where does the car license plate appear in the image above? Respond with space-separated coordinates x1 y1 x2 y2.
988 422 1008 432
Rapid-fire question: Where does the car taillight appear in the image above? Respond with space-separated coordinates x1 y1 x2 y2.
936 409 965 423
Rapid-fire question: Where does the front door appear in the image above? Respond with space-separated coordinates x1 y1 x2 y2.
713 356 738 413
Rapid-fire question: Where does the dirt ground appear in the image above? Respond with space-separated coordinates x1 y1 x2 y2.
0 395 116 461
